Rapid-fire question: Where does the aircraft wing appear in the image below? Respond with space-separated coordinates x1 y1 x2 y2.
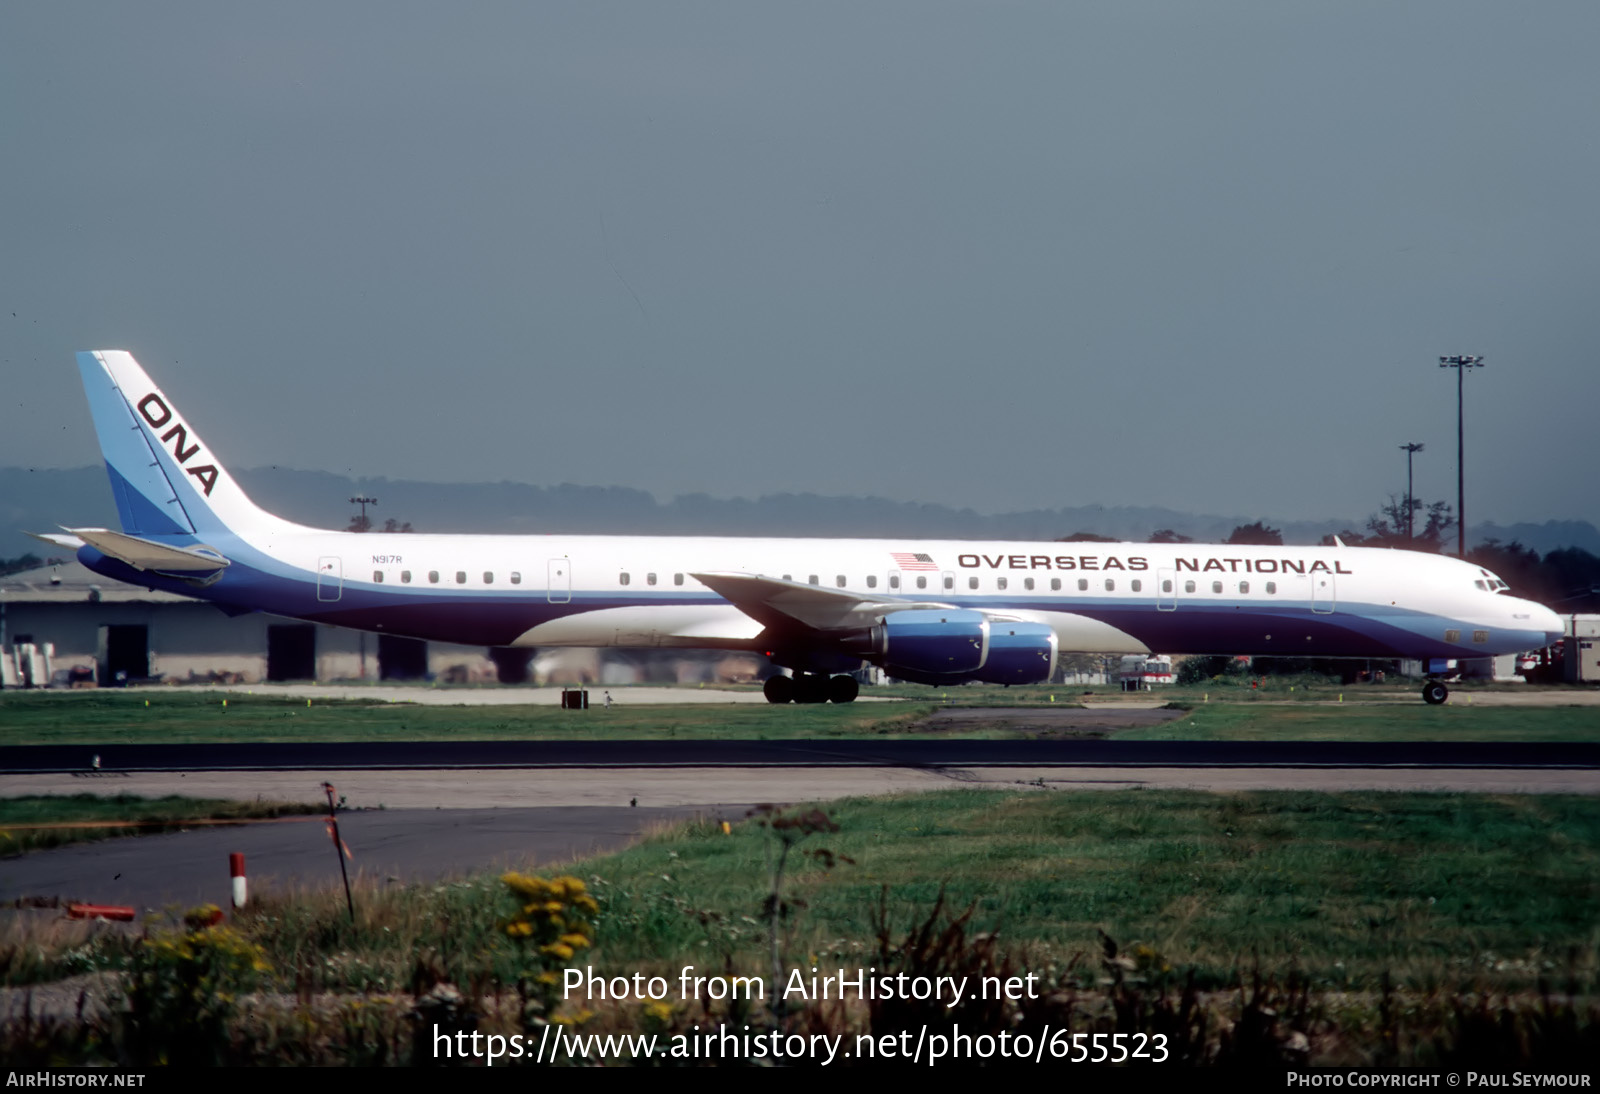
57 527 230 575
690 571 954 633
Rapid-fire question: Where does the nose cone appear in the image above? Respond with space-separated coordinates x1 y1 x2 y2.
1519 600 1564 647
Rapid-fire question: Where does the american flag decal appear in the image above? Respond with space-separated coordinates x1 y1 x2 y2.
890 552 938 571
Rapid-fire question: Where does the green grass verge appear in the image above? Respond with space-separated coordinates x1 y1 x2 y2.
0 793 323 856
1121 703 1600 741
3 688 1597 742
138 789 1597 1001
578 789 1600 994
7 789 1599 1065
0 690 938 744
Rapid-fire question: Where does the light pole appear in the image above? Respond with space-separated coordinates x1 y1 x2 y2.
1399 442 1424 541
1438 355 1484 558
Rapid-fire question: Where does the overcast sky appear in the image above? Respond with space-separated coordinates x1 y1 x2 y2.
3 2 1596 529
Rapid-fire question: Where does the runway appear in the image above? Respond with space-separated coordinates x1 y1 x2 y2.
3 738 1598 773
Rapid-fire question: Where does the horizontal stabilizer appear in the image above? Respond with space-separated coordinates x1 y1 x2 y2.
25 531 87 552
63 528 231 574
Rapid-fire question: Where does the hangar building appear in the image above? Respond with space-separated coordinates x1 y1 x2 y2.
0 560 497 686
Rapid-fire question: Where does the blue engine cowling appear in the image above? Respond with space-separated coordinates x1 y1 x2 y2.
878 609 988 680
974 621 1058 685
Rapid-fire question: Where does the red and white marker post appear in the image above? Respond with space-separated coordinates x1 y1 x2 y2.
230 852 247 910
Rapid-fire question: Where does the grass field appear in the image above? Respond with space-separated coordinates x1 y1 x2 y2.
1 687 1597 743
13 788 1590 996
3 788 1598 1064
0 689 935 744
0 793 322 856
1125 702 1600 741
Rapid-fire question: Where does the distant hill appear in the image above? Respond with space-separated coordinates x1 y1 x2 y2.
4 465 1597 558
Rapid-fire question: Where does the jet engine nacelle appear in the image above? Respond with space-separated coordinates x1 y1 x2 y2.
878 608 989 678
974 621 1058 685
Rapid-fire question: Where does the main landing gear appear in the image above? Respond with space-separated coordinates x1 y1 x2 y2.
763 673 859 704
1422 680 1450 705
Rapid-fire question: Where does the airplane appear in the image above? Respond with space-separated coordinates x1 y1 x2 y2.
34 350 1564 707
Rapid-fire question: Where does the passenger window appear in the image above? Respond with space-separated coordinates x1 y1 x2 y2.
1473 630 1489 643
782 574 792 582
1024 577 1035 591
1105 578 1114 591
1050 578 1061 591
1212 581 1223 594
867 575 877 588
1078 579 1088 591
836 575 846 588
1131 579 1141 592
1445 629 1461 643
1162 579 1172 593
889 575 900 590
809 575 819 586
1185 581 1196 593
373 570 384 583
620 572 631 586
456 571 467 585
916 575 927 589
1239 581 1249 594
429 571 440 584
1266 582 1276 594
674 573 683 586
484 571 494 584
996 577 1007 590
647 573 657 586
968 576 979 590
510 572 521 585
401 570 411 583
944 575 954 590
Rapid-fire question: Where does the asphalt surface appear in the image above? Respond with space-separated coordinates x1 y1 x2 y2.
4 738 1598 773
0 805 731 912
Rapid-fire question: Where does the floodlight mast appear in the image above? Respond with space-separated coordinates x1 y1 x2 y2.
1437 355 1484 558
1399 442 1424 541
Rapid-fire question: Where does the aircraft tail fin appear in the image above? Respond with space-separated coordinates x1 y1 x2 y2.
76 351 310 538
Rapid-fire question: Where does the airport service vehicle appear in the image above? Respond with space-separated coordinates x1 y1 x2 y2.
1118 655 1174 690
37 351 1564 706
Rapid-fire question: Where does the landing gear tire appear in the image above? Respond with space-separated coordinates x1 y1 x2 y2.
793 673 829 704
827 675 860 704
763 675 794 704
1422 681 1449 705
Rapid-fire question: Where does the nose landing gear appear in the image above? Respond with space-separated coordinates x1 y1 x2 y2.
1422 680 1449 705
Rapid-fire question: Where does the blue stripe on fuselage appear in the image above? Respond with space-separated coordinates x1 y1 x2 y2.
76 543 1536 659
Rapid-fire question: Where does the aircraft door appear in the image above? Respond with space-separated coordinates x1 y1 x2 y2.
547 558 572 604
1311 571 1336 614
1157 568 1177 611
316 557 342 602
